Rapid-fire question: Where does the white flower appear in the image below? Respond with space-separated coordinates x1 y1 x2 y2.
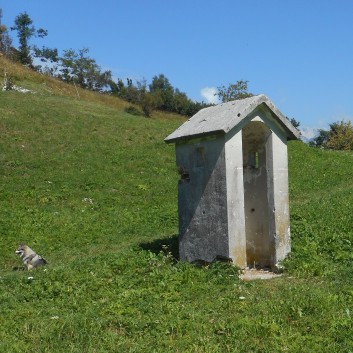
82 197 94 204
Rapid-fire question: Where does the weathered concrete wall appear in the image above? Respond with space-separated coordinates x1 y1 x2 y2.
176 136 229 263
242 119 272 267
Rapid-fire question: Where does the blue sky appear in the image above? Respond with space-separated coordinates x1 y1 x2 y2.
2 0 353 138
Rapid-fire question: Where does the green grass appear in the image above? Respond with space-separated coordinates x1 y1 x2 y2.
1 63 353 352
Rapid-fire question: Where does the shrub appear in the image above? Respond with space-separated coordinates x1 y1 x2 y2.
124 105 143 116
326 120 353 150
140 92 162 118
311 120 353 150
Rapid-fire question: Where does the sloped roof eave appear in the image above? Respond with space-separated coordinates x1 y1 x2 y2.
259 102 300 140
164 129 225 144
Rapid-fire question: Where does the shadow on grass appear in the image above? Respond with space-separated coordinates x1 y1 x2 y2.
139 234 179 260
139 235 238 269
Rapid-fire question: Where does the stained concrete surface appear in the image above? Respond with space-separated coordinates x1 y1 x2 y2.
239 268 283 281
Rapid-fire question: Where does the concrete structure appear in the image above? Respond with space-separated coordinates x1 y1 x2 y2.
165 94 300 270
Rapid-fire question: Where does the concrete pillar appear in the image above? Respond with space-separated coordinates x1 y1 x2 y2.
225 130 247 267
268 132 291 268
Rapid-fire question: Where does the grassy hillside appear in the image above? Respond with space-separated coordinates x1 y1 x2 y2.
1 59 353 352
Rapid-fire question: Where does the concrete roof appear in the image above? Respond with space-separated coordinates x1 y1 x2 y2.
165 94 300 143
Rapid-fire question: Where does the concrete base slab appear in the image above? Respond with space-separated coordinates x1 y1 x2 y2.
239 268 282 281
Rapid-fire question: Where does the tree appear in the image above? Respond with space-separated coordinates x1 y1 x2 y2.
0 9 13 57
186 101 210 117
33 46 59 76
149 74 175 111
108 73 210 117
173 90 192 115
108 78 124 96
326 120 353 150
140 92 162 117
59 48 112 91
11 12 47 67
310 129 330 148
216 80 253 103
311 120 353 150
290 118 300 129
0 24 12 56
